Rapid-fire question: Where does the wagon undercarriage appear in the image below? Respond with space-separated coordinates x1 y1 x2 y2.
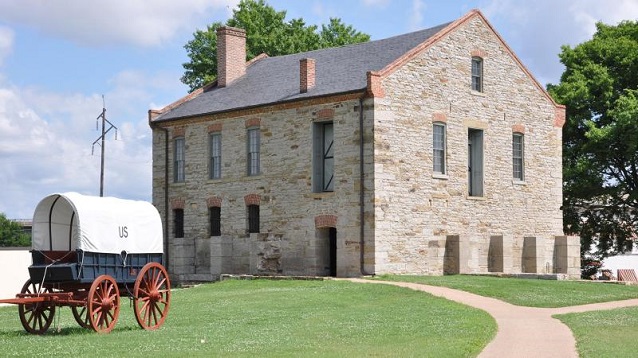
0 192 171 334
0 261 171 334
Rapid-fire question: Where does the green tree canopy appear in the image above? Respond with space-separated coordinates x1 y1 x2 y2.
0 213 30 247
548 20 638 259
181 0 370 92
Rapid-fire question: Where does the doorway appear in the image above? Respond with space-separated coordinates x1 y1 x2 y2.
329 228 337 277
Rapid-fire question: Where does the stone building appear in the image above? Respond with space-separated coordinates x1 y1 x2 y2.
149 10 580 283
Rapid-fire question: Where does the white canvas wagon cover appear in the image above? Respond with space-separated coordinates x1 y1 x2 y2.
31 192 163 254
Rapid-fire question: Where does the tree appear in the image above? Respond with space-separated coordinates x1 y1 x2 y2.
548 20 638 261
0 213 30 247
181 0 370 92
319 18 370 48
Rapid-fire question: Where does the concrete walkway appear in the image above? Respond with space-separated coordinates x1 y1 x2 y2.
345 278 638 358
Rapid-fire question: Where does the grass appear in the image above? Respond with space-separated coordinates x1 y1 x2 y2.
556 307 638 358
0 279 495 357
373 275 638 357
372 275 638 307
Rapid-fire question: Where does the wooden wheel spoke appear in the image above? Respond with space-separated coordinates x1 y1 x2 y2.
156 277 167 289
151 268 161 287
137 286 151 297
144 306 152 325
150 302 160 325
88 275 120 333
18 279 54 334
72 305 91 329
134 262 171 330
26 311 35 325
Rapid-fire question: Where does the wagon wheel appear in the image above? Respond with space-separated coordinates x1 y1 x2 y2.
71 305 91 329
17 279 56 334
87 275 120 333
133 262 171 330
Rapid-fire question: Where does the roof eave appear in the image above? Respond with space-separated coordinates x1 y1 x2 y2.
150 88 367 125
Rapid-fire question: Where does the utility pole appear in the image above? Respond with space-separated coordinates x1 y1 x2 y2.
91 95 118 197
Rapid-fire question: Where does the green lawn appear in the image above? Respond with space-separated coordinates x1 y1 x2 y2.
373 275 638 357
0 279 495 357
556 307 638 358
372 275 638 307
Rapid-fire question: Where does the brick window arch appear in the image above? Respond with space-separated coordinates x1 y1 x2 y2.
315 215 337 229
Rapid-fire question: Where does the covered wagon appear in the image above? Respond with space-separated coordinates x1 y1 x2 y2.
0 192 171 334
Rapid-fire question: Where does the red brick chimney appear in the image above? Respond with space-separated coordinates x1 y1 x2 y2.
300 58 315 93
216 26 246 87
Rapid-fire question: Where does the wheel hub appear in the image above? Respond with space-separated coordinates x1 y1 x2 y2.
101 297 113 310
149 290 161 301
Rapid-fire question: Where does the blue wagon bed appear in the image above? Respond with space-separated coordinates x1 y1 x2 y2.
0 192 171 334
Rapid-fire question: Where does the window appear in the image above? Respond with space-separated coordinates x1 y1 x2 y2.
313 122 334 192
471 57 483 92
247 204 259 233
209 206 221 236
513 133 524 180
247 128 260 176
209 133 221 179
433 123 446 174
468 129 484 196
173 208 184 238
174 137 185 182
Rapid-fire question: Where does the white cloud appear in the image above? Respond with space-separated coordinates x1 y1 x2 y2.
568 0 638 38
482 0 638 86
0 68 179 219
312 1 326 17
0 26 14 66
361 0 390 7
408 0 426 31
0 0 239 47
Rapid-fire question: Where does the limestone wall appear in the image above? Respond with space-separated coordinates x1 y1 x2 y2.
151 14 579 281
372 15 574 276
152 98 376 281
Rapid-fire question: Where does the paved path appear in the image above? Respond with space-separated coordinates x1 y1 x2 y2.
344 278 638 358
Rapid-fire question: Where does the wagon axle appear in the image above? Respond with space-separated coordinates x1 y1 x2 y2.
0 262 171 334
0 192 172 335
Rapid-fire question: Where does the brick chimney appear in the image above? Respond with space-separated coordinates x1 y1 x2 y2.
300 58 315 93
216 26 246 87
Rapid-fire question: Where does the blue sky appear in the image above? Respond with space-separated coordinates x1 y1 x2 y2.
1 0 637 219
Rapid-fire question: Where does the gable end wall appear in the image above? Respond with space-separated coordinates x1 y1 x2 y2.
372 15 568 275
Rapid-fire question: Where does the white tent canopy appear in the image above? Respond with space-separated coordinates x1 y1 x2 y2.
31 192 163 254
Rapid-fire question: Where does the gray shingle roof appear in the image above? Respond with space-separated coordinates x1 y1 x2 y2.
154 22 451 122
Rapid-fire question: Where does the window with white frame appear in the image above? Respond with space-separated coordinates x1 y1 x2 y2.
471 57 483 92
247 127 260 176
312 122 334 192
209 132 221 179
513 133 524 181
433 123 446 174
174 137 185 183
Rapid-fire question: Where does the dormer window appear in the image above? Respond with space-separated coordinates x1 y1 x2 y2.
471 57 483 92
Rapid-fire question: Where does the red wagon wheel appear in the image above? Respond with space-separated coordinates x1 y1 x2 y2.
18 279 55 334
87 275 120 333
133 262 171 330
72 305 91 329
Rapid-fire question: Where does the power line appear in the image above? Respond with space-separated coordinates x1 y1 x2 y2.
91 95 118 197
